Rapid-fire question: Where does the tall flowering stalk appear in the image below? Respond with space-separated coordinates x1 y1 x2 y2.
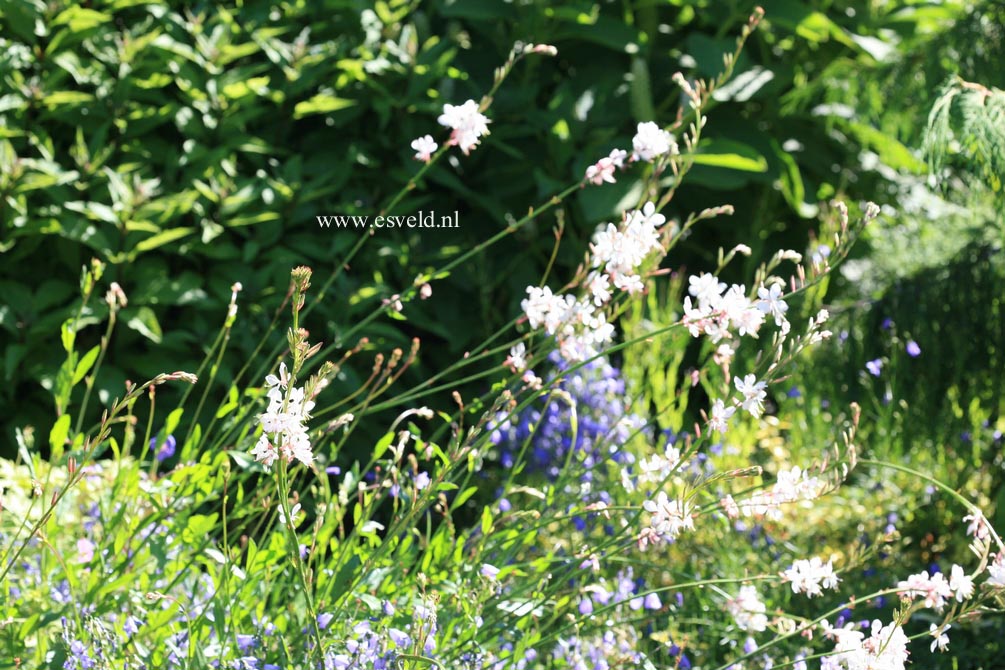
251 266 336 661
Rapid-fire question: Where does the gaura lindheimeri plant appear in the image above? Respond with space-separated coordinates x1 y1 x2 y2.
5 9 1005 670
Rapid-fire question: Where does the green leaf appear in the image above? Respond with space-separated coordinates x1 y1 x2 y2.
293 94 357 119
50 414 71 455
372 431 395 461
834 118 926 173
73 345 100 385
132 227 196 255
126 307 163 343
452 486 479 509
481 505 493 535
227 450 266 472
165 407 185 435
41 91 96 108
692 140 769 172
61 318 76 353
50 6 111 31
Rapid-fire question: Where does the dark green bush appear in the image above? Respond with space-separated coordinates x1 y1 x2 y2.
0 0 992 450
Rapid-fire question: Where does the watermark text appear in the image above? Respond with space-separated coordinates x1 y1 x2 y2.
317 211 459 230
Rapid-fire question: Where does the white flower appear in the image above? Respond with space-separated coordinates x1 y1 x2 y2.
720 495 740 519
505 343 527 372
437 100 490 154
251 435 277 467
726 586 768 632
638 446 682 484
631 121 676 162
897 571 952 611
688 273 727 308
585 157 617 185
708 399 736 434
714 342 735 364
949 564 974 601
607 148 628 168
642 492 695 541
930 623 950 653
988 553 1005 587
963 511 990 540
756 283 789 326
254 365 318 467
521 370 543 390
278 502 302 526
590 202 666 293
734 374 768 418
410 135 438 162
586 271 612 306
782 557 841 597
822 620 909 670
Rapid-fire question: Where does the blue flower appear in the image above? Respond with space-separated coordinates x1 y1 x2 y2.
151 434 177 462
906 340 921 357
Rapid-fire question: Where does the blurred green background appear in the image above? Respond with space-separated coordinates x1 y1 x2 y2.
1 0 1002 459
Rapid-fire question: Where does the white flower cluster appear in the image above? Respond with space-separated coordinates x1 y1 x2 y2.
896 565 973 611
781 557 840 597
437 100 490 155
641 492 694 544
721 466 823 521
631 121 677 162
251 363 316 467
683 273 783 343
584 149 627 185
637 445 682 484
591 202 667 294
582 121 674 185
521 202 669 363
821 620 909 670
726 585 768 632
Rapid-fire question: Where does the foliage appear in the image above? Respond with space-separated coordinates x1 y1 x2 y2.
2 2 1005 670
924 77 1005 194
0 0 994 454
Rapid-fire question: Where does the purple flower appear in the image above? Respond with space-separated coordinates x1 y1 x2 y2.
123 616 142 636
881 318 893 330
151 435 176 462
643 593 662 610
325 466 342 475
317 613 334 630
236 633 256 653
66 639 95 670
388 628 411 648
866 359 883 377
906 340 921 357
578 598 593 615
